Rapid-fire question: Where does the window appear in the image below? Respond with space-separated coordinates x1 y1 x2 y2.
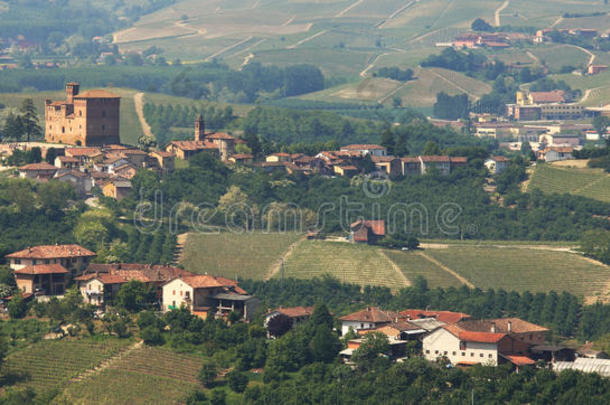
460 341 467 350
360 323 364 328
62 127 65 133
443 351 448 355
33 259 37 265
434 350 439 355
461 352 466 356
425 350 430 354
14 259 21 265
488 354 492 358
79 110 82 117
44 260 49 264
185 291 190 299
173 290 175 295
480 353 484 357
452 352 456 356
471 353 474 357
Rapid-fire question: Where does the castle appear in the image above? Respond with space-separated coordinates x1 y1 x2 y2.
45 83 120 146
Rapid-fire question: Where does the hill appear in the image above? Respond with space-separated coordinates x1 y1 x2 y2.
527 163 610 203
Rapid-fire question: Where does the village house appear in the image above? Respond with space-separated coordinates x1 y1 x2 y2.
165 115 234 161
538 146 574 162
350 219 385 244
334 164 358 177
65 147 103 164
264 306 315 336
360 320 428 341
75 263 193 307
423 323 534 369
6 244 96 275
228 153 254 165
340 144 387 157
484 156 510 174
266 152 292 163
162 274 260 321
339 306 400 335
54 170 94 197
102 178 132 200
457 318 549 345
13 264 69 295
18 162 57 180
54 155 81 170
371 156 402 177
44 82 120 146
149 150 175 173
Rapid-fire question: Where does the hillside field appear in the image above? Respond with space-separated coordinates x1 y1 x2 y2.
181 232 303 280
527 163 610 203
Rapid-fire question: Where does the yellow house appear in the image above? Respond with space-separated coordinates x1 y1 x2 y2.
102 179 132 200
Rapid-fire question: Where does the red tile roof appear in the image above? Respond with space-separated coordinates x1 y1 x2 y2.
490 156 509 162
420 155 450 163
13 264 69 275
180 275 228 289
350 220 385 236
273 306 315 318
400 309 470 324
450 157 468 163
339 306 399 323
530 90 565 104
19 162 57 171
444 324 506 343
503 354 536 366
6 244 96 259
458 318 549 334
66 148 102 157
57 156 80 163
206 132 235 140
151 151 174 158
169 140 217 151
230 154 253 159
401 157 420 163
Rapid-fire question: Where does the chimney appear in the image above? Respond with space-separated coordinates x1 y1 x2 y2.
507 320 512 333
66 82 80 104
491 322 496 333
195 114 205 141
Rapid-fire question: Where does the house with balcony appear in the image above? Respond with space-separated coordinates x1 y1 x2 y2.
13 264 69 295
6 244 96 275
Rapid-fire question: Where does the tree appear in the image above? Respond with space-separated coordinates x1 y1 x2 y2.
210 389 226 405
380 129 395 154
309 325 341 363
472 18 493 32
141 326 164 345
0 336 6 370
185 391 208 405
310 304 334 330
7 294 28 319
422 141 441 155
45 147 59 164
19 99 42 142
3 112 24 140
227 370 249 393
267 313 293 338
115 280 156 312
198 358 219 387
351 332 390 369
593 116 610 145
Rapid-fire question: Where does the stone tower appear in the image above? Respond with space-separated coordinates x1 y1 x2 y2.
66 82 80 103
195 114 205 141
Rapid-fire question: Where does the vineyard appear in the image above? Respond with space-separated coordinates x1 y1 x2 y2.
384 250 463 289
1 338 132 394
527 163 610 203
56 346 205 404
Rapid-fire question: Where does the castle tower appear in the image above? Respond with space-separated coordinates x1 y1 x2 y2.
66 82 80 104
195 114 205 141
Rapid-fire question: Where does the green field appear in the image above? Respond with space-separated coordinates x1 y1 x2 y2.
0 87 143 145
1 338 132 394
530 45 591 71
527 163 610 203
281 240 408 290
426 246 610 299
384 250 463 288
57 346 204 404
182 232 303 280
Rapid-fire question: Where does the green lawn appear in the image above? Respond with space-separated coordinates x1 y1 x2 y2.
527 163 610 203
1 338 132 394
282 241 409 290
426 246 610 299
182 232 303 280
384 250 463 288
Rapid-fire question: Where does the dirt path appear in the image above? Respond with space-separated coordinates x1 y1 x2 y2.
206 36 254 61
521 164 535 192
335 0 364 18
416 251 475 288
265 236 306 280
287 30 328 49
377 0 417 28
360 52 392 78
551 16 563 28
134 93 153 140
379 250 411 288
71 340 144 382
494 0 510 27
526 50 540 65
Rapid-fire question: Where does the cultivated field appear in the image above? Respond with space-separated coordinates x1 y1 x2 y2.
384 250 463 289
425 246 610 299
182 232 303 280
1 338 132 394
57 346 204 404
527 163 610 203
281 240 409 290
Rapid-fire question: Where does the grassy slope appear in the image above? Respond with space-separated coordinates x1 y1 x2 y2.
426 246 610 299
281 240 408 290
0 87 143 145
181 232 303 280
57 346 205 404
527 164 610 203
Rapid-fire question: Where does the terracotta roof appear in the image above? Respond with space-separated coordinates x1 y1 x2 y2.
400 309 470 324
122 149 148 155
444 324 506 343
74 90 120 99
458 318 549 334
502 354 536 366
371 156 397 163
57 156 80 163
55 170 89 179
350 220 385 236
77 264 194 284
7 244 96 259
272 306 315 318
450 157 468 163
151 151 174 158
13 264 69 275
272 152 291 157
546 146 573 153
206 132 235 140
489 156 509 162
66 148 102 157
95 274 128 284
530 90 565 103
180 275 227 289
420 155 450 163
230 154 253 159
169 140 217 151
341 144 386 151
339 306 399 323
401 157 420 163
19 162 57 171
